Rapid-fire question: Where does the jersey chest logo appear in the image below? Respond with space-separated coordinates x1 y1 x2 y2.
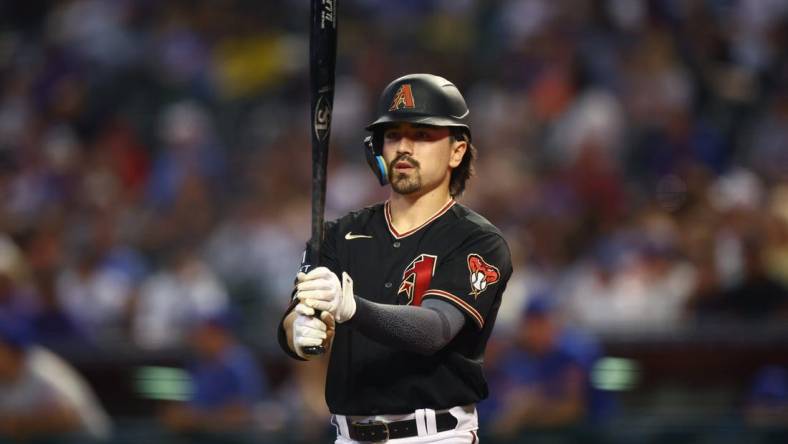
397 254 437 306
468 253 500 298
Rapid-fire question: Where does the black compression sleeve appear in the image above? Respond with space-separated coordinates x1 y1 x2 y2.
347 297 466 355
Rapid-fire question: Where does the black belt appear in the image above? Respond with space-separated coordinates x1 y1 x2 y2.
346 412 458 442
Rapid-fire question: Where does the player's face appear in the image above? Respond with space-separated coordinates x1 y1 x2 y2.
382 123 465 196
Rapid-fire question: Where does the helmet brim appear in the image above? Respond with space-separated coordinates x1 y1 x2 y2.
365 115 470 132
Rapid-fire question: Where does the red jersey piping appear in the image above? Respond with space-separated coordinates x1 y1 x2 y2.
384 199 456 240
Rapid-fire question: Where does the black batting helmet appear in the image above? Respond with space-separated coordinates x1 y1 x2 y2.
364 73 472 185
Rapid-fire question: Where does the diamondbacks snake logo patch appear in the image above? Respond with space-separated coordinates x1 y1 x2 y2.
467 254 500 298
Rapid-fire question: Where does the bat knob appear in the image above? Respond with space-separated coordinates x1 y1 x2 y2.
302 345 326 355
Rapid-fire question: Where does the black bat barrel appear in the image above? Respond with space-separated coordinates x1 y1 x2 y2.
303 0 338 356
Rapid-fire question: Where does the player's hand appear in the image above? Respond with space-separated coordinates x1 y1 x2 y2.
296 267 356 323
292 303 333 359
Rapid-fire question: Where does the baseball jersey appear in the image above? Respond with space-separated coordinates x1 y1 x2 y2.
281 199 512 415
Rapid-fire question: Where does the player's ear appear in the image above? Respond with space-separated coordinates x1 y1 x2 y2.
449 139 467 169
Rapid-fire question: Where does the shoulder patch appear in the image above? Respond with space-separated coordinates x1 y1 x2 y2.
467 253 500 298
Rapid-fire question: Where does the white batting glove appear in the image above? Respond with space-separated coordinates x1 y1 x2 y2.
296 267 356 323
292 303 333 359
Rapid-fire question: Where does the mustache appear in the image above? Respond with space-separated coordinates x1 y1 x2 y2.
389 155 419 171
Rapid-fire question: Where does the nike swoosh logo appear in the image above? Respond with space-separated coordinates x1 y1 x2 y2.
345 232 373 240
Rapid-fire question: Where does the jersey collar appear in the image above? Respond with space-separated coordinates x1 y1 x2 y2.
384 199 456 240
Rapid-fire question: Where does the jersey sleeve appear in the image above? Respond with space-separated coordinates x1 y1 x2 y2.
422 232 512 330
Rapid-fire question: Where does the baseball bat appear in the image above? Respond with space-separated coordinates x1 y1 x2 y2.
303 0 337 356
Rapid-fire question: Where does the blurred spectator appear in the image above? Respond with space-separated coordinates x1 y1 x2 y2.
746 93 788 181
0 235 34 321
30 269 86 349
744 365 788 427
484 296 603 439
56 246 133 345
76 209 148 285
46 0 139 71
204 197 306 352
158 314 266 443
696 233 788 319
146 101 226 211
563 232 696 333
0 317 111 442
765 185 788 288
0 235 87 350
133 249 229 350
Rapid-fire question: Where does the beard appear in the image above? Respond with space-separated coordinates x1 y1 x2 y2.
389 156 421 195
391 172 421 194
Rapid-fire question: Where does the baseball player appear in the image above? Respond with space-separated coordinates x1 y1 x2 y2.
278 73 513 443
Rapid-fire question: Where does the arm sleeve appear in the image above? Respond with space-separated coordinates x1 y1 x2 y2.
347 297 466 355
277 220 341 360
422 232 512 330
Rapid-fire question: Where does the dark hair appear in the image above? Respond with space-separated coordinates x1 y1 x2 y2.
449 128 475 198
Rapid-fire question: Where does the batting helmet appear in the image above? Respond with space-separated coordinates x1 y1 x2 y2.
364 73 472 185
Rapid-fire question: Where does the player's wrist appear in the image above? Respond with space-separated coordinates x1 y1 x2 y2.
334 272 357 323
335 296 357 323
343 295 367 327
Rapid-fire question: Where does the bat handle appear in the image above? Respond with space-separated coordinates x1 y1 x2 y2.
300 300 326 356
302 237 327 355
302 307 326 354
301 296 325 355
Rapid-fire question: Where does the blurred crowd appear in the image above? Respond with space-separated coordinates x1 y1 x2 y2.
1 0 788 442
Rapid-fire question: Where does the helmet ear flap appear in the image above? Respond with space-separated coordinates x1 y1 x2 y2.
364 135 388 186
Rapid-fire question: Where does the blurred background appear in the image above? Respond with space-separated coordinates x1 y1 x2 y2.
0 0 787 443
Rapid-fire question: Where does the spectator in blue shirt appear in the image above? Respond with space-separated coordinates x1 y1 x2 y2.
485 296 601 438
745 365 788 427
159 313 266 442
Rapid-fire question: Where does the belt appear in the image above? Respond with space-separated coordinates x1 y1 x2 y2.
347 412 458 442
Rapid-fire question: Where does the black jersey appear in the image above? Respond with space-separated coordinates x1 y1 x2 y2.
282 200 512 415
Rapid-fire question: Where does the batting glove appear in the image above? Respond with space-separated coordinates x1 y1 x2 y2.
292 303 334 358
296 267 356 323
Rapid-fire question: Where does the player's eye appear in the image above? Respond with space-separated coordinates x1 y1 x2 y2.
415 131 430 140
384 131 401 140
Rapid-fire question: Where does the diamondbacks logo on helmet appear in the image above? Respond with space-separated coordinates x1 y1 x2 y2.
388 84 416 111
468 254 500 298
